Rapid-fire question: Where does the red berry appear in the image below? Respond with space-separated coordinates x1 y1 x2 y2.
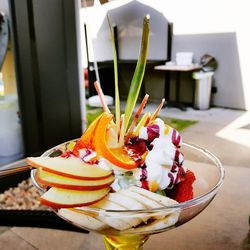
165 170 196 203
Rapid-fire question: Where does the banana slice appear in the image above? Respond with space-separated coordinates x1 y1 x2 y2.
118 189 168 220
108 192 146 210
58 208 107 231
92 199 131 230
108 193 146 225
61 187 180 233
128 186 178 206
123 212 179 234
127 186 180 220
118 189 161 209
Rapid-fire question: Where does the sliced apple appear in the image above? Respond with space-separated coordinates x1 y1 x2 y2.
27 157 112 180
36 168 115 190
58 208 107 231
40 187 110 208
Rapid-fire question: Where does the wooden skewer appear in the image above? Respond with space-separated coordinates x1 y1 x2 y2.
133 112 151 137
148 98 165 124
94 81 111 113
125 94 149 143
118 114 125 147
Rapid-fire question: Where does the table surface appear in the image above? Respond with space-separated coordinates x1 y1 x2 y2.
154 64 202 71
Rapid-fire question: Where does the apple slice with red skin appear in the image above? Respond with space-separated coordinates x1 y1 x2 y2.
36 168 114 191
40 187 110 208
27 157 112 180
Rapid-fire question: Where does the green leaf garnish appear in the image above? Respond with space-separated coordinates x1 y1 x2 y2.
107 15 120 139
124 15 150 132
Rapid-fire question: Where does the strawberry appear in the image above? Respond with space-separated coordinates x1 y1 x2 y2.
165 170 196 203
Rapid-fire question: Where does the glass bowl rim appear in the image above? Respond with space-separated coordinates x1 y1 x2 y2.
31 140 225 213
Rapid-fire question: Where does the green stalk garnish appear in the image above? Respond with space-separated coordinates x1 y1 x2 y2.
124 15 150 132
107 16 120 141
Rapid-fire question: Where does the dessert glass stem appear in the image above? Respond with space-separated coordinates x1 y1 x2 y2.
103 234 149 250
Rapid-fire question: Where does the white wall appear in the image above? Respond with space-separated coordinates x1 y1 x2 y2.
0 0 9 16
82 0 250 110
157 0 250 110
81 0 169 62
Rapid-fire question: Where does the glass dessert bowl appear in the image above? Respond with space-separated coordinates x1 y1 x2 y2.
31 141 224 250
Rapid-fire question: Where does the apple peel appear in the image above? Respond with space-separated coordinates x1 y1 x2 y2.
40 187 110 208
27 157 112 180
37 168 115 191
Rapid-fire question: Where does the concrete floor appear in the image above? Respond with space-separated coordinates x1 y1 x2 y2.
0 107 249 249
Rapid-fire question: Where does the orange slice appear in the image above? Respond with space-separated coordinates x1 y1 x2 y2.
72 114 103 155
93 112 138 170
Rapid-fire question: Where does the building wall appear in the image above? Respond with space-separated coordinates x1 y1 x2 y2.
146 31 245 109
146 0 250 110
172 32 244 109
82 0 250 110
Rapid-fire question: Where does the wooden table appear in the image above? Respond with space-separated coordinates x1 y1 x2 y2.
154 64 201 110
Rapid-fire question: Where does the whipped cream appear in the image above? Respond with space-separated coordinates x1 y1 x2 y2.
107 118 185 192
140 118 184 190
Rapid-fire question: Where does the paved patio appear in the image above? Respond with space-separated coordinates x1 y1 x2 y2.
0 107 249 249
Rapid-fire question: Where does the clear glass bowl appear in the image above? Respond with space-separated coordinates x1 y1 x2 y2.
31 141 225 249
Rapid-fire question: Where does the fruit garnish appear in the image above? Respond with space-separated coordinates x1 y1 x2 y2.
93 112 140 170
40 187 110 208
37 168 115 191
27 157 113 180
165 170 196 203
72 113 102 155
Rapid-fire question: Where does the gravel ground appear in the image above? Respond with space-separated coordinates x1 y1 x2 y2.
0 178 48 210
